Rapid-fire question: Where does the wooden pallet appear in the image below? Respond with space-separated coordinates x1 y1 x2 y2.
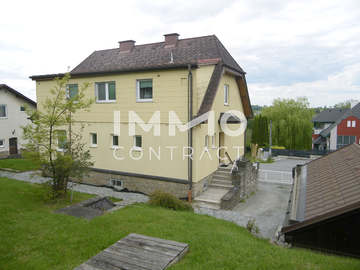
74 233 188 270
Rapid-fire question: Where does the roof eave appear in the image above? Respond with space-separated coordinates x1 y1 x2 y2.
30 64 199 81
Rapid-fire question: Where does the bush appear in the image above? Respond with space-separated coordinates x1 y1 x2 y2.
149 190 193 211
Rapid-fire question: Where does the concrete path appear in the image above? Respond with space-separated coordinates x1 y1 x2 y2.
0 170 148 204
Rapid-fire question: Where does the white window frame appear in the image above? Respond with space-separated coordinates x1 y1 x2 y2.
352 120 356 127
133 135 142 150
136 79 153 102
347 120 351 127
90 133 98 147
95 82 116 103
0 104 7 118
224 84 229 106
56 130 67 152
0 139 4 148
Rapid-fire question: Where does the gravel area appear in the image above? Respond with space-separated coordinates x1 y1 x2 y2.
0 170 148 205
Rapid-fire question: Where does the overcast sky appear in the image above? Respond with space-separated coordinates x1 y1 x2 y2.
1 0 360 107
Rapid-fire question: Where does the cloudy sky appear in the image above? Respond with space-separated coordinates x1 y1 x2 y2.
1 0 360 106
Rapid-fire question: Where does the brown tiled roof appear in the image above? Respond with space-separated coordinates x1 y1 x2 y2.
0 84 36 106
30 35 244 79
72 35 244 75
283 143 360 233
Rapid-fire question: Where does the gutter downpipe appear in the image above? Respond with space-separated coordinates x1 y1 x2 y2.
187 64 193 202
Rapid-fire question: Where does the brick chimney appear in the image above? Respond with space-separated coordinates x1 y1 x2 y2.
164 33 179 47
118 40 135 52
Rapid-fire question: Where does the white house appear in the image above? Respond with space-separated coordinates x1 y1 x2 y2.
0 84 36 157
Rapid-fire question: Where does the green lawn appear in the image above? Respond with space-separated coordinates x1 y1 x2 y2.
0 158 41 172
0 178 359 270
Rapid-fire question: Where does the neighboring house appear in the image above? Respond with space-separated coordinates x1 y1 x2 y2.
282 143 360 257
30 33 253 198
312 102 360 150
0 84 37 157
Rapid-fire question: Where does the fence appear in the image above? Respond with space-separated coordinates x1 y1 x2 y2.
263 148 334 158
258 169 293 185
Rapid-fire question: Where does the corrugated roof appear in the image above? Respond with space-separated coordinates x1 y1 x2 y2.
283 143 360 233
0 84 36 107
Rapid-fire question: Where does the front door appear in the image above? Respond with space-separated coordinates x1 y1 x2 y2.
9 137 18 155
219 132 225 163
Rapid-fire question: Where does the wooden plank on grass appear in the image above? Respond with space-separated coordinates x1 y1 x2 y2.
74 233 188 270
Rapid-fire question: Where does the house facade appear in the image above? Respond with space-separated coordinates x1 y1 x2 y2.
31 33 252 198
0 84 37 158
312 102 360 150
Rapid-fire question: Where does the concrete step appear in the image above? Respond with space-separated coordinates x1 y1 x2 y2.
209 183 234 189
213 170 231 177
193 187 229 210
212 174 231 181
193 200 221 210
217 167 232 173
212 179 233 185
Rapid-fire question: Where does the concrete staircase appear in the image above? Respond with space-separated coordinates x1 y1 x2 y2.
194 166 234 209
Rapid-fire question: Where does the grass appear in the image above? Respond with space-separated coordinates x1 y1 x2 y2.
0 158 41 172
0 178 359 270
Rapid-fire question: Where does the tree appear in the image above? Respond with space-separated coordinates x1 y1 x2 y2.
261 97 314 150
334 101 351 109
23 73 93 199
251 114 269 147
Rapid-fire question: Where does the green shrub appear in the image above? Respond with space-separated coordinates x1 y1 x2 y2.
149 190 193 211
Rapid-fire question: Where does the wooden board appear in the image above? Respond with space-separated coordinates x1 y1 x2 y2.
74 233 188 270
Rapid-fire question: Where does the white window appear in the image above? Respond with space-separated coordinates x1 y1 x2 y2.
211 134 216 148
0 105 7 118
134 135 142 149
347 120 351 127
136 79 153 102
90 133 98 147
352 120 356 127
57 130 67 150
205 135 209 148
95 81 116 102
66 84 79 99
112 135 119 147
0 139 4 147
224 84 229 105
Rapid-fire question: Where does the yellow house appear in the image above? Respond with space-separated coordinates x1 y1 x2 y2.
30 33 253 200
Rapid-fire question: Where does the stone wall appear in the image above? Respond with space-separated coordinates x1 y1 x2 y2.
231 159 259 198
76 170 189 198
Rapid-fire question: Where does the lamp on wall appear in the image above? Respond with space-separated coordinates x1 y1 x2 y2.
12 129 15 135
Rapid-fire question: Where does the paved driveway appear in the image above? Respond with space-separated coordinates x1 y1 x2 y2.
196 157 312 239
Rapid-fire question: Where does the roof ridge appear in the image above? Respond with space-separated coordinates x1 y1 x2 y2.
93 35 216 52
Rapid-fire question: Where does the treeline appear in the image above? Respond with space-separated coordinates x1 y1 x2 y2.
250 97 314 150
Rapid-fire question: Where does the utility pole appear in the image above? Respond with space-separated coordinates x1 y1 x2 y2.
269 120 272 158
